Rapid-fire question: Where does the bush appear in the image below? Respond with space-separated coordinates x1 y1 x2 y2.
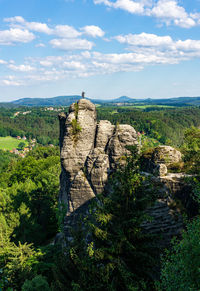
158 217 200 291
71 119 82 136
22 275 50 291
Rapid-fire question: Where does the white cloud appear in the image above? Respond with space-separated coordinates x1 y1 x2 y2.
50 38 94 50
114 32 200 55
0 59 7 65
112 0 144 14
2 75 24 86
2 80 22 86
94 0 144 14
4 16 105 39
115 32 173 47
35 43 46 47
81 25 105 37
54 25 81 38
4 16 52 34
26 22 52 34
40 60 53 67
0 28 35 45
94 0 200 28
8 64 36 72
4 16 25 23
3 31 200 87
150 0 196 28
62 61 86 70
175 39 200 51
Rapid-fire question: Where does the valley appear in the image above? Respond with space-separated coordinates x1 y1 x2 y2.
0 97 200 290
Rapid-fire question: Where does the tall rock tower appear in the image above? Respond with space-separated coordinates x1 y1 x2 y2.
58 99 138 237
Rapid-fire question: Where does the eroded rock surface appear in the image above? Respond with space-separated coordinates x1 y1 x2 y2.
152 145 182 166
59 99 138 236
58 99 195 247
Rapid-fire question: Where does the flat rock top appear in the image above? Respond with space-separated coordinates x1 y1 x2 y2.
69 99 96 113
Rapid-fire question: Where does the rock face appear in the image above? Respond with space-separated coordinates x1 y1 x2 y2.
142 173 197 247
58 99 196 247
142 145 182 176
152 146 182 166
59 99 138 236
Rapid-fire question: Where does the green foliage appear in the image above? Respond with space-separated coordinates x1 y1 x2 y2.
0 146 61 289
53 150 158 290
158 136 200 291
71 119 82 136
71 102 82 138
97 106 200 146
158 217 200 291
0 149 18 173
182 127 200 173
0 235 42 290
17 141 26 150
0 146 60 246
0 107 60 145
22 275 50 291
0 136 28 151
56 202 68 233
26 145 59 159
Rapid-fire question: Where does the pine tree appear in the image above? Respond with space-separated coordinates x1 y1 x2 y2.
53 147 158 291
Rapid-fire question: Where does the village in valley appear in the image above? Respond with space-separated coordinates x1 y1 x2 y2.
9 135 37 158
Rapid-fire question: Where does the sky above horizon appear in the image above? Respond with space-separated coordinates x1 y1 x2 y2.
0 0 200 101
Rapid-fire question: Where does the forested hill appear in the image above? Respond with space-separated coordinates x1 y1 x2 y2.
1 95 200 107
1 105 200 147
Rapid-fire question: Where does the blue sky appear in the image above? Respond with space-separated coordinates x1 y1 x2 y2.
0 0 200 101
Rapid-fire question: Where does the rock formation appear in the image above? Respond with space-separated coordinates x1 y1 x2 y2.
59 99 138 237
141 145 182 177
58 99 196 246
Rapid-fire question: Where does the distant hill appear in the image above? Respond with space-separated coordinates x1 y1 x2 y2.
139 97 200 106
12 95 82 106
109 96 135 103
0 95 200 107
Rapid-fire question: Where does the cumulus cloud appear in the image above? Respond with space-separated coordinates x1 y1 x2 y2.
4 16 52 34
54 25 81 38
0 28 35 45
3 31 200 86
115 32 200 54
0 59 7 65
150 0 196 28
94 0 144 14
26 22 52 34
4 16 25 23
50 38 94 50
81 25 105 37
94 0 200 28
115 32 173 47
8 64 36 72
4 16 105 38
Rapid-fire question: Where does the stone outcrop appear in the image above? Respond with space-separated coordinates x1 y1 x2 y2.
58 99 196 247
142 145 182 176
59 99 138 236
142 172 197 247
152 145 182 166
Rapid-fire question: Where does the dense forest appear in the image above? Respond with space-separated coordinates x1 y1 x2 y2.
0 107 61 146
0 105 200 290
97 106 200 145
0 106 200 147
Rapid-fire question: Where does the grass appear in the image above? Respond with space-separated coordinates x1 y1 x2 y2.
0 136 28 151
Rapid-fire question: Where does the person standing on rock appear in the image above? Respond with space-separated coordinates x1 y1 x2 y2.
82 91 85 98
